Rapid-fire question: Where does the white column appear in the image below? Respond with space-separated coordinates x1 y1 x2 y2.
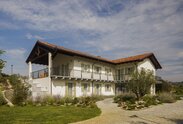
150 83 156 95
48 52 52 95
48 52 52 77
28 61 32 80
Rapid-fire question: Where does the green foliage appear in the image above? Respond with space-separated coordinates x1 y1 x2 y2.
173 83 183 95
30 95 103 108
157 92 176 103
0 50 6 74
8 74 21 86
142 95 158 107
0 90 7 105
42 95 54 105
125 102 136 110
0 76 7 84
12 83 31 106
127 68 156 99
161 81 172 92
114 93 136 104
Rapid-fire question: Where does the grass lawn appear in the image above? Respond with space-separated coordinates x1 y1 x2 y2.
0 106 101 124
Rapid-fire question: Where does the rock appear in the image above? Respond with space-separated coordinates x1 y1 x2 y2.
7 102 14 107
2 90 14 107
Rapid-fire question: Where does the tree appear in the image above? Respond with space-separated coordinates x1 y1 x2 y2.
127 68 156 100
0 50 6 74
13 81 31 106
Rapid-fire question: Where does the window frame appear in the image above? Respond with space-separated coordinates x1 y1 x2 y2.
81 63 90 73
94 66 101 74
105 84 111 92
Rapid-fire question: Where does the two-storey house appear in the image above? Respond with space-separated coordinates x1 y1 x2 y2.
26 41 162 98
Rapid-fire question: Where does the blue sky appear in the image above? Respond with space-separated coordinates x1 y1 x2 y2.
0 0 183 81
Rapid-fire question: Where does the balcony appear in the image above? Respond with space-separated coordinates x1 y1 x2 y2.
32 68 48 79
31 67 131 82
51 67 114 81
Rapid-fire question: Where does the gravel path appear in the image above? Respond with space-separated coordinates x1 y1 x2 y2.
73 98 183 124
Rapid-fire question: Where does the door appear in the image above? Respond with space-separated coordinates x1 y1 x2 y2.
82 83 88 96
68 83 73 97
95 84 101 95
61 64 69 76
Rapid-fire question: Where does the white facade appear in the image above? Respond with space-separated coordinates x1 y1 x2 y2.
29 53 158 98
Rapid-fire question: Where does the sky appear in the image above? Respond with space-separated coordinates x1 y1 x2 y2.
0 0 183 82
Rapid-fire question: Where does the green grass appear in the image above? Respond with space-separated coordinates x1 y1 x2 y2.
0 106 101 124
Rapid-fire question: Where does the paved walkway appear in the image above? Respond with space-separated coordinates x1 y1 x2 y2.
73 98 183 124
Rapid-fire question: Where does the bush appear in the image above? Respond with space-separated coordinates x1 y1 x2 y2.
157 92 176 103
42 95 54 105
114 93 136 104
143 95 158 107
64 97 73 105
0 90 7 105
27 95 100 108
12 83 31 106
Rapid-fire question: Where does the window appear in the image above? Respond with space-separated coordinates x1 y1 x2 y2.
105 68 112 75
82 83 90 92
81 64 90 72
105 84 111 92
94 66 101 74
125 67 134 75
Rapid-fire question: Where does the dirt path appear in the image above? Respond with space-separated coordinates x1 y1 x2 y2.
73 98 183 124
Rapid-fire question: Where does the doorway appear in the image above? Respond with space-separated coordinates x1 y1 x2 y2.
95 84 101 95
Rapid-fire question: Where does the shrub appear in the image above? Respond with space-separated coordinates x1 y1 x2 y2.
27 97 33 105
125 102 136 110
34 96 42 105
53 95 62 105
42 95 54 105
143 95 158 107
64 97 73 105
114 93 136 104
72 97 79 105
27 95 99 108
0 90 7 105
157 92 176 103
12 83 31 106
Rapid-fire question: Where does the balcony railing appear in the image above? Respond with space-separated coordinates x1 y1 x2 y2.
31 67 131 82
32 68 48 79
51 67 131 82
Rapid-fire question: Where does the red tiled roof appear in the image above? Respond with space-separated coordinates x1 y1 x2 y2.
112 53 153 64
26 40 162 69
38 40 113 63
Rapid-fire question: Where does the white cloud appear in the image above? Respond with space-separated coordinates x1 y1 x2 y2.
0 21 19 29
177 52 183 57
6 48 26 58
26 33 44 40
